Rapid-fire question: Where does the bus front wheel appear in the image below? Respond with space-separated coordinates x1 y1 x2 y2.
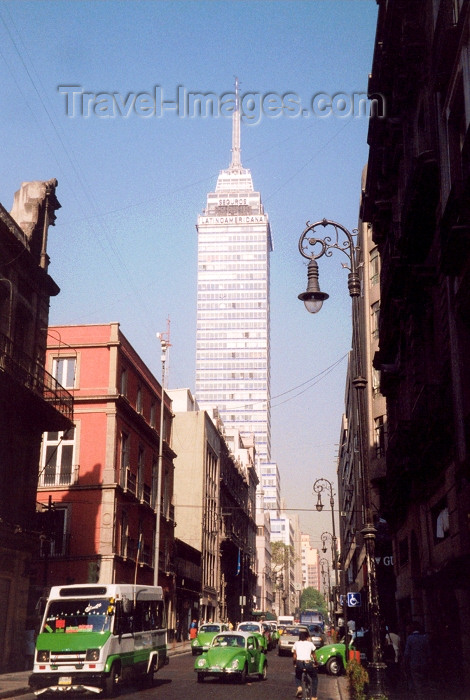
104 662 120 697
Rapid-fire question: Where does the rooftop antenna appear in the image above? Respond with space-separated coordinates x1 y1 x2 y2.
230 76 242 170
156 317 171 388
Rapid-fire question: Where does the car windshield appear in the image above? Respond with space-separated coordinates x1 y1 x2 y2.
199 624 220 633
212 634 245 648
42 598 113 633
238 623 259 632
199 625 220 632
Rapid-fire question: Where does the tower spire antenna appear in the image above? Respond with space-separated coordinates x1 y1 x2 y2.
230 76 242 170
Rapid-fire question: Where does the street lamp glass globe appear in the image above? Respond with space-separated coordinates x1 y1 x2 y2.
305 297 324 314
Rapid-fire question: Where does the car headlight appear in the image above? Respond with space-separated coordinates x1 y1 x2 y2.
197 658 206 667
86 648 100 661
37 650 50 663
230 658 240 670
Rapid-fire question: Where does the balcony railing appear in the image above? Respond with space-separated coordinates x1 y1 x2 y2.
124 468 137 495
39 464 80 487
141 484 151 506
0 330 73 422
39 532 71 558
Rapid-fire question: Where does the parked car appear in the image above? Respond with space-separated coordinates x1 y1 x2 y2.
236 621 270 651
194 631 267 683
308 623 327 649
315 642 351 675
277 624 310 656
191 622 229 655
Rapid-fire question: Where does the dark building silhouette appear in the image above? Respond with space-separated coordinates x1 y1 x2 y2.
0 180 73 671
362 2 470 695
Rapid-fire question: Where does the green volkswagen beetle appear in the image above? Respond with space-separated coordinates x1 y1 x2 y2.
316 642 353 675
194 631 267 683
191 622 229 655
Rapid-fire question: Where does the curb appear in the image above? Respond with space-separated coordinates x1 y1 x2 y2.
336 676 349 700
0 687 30 699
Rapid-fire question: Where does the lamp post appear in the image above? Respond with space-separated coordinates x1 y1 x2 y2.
319 557 331 621
298 219 385 697
314 478 339 617
153 333 170 588
320 531 338 620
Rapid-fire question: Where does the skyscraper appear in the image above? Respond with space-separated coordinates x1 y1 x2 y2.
195 80 273 465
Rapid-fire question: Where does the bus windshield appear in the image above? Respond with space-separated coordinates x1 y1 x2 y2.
42 598 113 634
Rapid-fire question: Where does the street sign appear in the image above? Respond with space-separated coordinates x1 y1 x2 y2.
347 592 361 607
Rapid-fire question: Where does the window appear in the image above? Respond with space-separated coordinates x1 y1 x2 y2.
40 428 76 486
40 505 69 557
52 357 76 389
162 469 170 519
137 445 145 500
374 416 387 458
150 402 156 428
370 247 380 285
119 510 128 558
371 301 380 339
120 432 130 487
151 457 158 509
372 367 381 395
432 498 450 542
136 386 143 414
120 367 128 396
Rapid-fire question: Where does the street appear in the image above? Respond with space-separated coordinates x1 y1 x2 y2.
19 651 344 700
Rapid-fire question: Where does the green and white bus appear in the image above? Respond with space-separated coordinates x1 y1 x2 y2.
29 583 168 696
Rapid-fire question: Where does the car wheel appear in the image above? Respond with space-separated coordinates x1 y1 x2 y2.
238 665 247 684
326 656 343 676
197 673 205 683
258 663 267 681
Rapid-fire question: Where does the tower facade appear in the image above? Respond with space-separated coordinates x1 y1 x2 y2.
195 82 273 464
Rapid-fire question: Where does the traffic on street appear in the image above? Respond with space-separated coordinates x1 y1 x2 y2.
19 651 344 700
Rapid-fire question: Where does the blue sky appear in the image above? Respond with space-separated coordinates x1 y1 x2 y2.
0 0 378 546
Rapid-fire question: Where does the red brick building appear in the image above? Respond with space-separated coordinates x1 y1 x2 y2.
33 323 176 628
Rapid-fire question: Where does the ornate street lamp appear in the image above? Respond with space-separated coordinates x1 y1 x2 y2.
320 557 332 620
314 478 339 613
298 219 385 697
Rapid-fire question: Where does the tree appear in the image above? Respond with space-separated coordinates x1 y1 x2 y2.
300 587 328 620
271 542 296 615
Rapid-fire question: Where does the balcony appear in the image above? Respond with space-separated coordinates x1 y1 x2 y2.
0 330 73 426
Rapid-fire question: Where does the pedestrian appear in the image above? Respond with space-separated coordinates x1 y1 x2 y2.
403 622 431 699
383 626 400 690
23 618 36 670
292 629 318 700
189 619 198 639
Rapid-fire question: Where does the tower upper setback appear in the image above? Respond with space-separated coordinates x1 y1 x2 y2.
195 80 273 465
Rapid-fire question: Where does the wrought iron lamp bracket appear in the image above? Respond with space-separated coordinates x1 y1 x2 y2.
298 218 359 272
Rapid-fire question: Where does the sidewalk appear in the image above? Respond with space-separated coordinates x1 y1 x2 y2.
0 640 192 699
